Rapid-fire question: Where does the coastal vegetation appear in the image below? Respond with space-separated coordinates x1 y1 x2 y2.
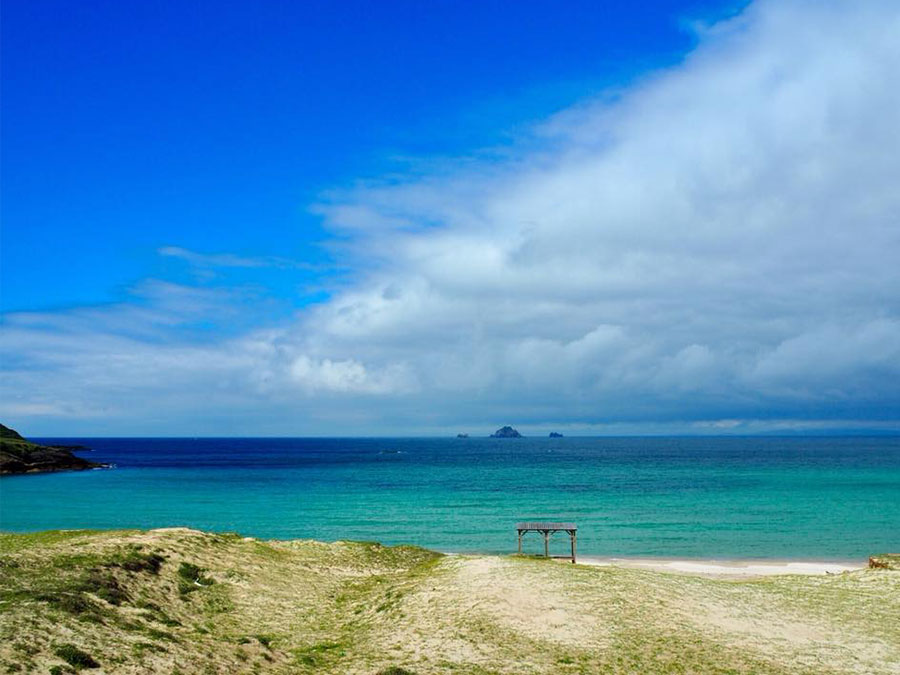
0 424 105 475
1 528 897 674
870 554 900 570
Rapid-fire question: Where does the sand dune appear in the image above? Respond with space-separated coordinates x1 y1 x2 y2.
1 529 897 674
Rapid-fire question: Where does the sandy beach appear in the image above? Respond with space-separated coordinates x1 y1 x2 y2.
576 556 865 577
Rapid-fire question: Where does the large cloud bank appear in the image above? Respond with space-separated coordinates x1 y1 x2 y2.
3 0 899 434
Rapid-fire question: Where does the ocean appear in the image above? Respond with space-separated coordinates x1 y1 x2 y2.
1 436 898 559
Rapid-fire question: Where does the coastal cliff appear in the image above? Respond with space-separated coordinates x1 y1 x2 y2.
0 423 106 475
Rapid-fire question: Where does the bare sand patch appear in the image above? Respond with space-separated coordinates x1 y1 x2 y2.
577 556 864 577
451 556 599 645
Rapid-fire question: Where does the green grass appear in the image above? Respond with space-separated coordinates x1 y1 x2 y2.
0 530 116 554
254 634 274 648
176 562 215 597
53 644 99 669
292 641 345 667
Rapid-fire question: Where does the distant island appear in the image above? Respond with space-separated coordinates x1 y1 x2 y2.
549 432 564 438
456 433 469 438
0 423 107 475
490 426 522 438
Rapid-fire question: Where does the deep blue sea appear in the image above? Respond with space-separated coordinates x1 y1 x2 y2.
1 436 898 559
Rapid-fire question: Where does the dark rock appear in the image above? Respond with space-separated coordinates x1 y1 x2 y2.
490 426 522 438
549 432 564 438
0 423 108 475
456 433 469 438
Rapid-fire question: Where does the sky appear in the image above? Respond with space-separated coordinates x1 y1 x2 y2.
1 0 899 436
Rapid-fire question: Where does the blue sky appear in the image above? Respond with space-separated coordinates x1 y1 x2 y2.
2 0 899 435
2 0 738 312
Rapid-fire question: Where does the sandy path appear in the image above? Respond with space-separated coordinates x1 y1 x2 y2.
576 556 864 576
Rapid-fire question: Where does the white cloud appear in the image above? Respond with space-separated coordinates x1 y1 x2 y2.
158 246 271 268
299 0 900 427
158 246 322 271
2 0 899 434
290 355 417 395
747 319 900 397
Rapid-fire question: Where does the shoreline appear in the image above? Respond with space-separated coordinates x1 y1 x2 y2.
1 527 875 577
572 555 865 576
436 549 869 576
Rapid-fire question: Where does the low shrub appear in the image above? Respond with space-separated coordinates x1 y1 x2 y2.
177 562 214 597
54 644 99 669
81 569 128 605
117 550 166 574
44 592 93 615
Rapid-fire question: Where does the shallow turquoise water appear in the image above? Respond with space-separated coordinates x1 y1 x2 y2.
1 436 898 559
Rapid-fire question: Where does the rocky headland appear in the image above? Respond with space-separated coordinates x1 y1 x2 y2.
0 423 107 475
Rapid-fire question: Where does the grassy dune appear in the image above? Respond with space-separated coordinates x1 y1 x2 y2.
0 529 897 674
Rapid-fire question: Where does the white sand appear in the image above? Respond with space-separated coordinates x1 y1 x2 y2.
574 556 865 577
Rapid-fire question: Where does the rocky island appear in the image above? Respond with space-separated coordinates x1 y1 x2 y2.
549 432 564 438
490 425 523 438
0 423 107 475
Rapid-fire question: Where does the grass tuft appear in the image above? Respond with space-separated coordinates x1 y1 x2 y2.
114 548 166 574
176 562 215 597
53 644 99 669
293 641 344 667
81 569 129 605
254 634 274 649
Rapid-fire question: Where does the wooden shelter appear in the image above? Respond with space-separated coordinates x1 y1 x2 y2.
516 522 577 563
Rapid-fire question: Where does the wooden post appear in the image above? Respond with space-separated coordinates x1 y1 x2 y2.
570 530 576 563
543 531 549 558
517 530 522 554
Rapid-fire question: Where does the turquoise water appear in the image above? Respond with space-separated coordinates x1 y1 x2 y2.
1 436 898 559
